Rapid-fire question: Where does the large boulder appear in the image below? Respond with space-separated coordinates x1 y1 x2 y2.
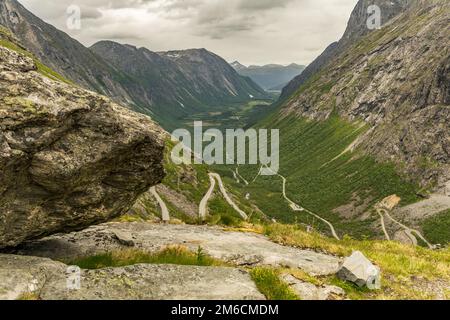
0 31 165 248
337 251 381 289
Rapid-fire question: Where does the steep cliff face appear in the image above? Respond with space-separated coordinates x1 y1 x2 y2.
279 0 414 103
0 28 166 248
283 0 449 187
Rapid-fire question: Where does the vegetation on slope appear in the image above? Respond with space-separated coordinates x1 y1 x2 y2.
422 209 450 246
216 114 419 239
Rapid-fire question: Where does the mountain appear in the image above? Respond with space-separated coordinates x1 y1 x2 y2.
279 0 414 103
231 62 306 91
0 0 267 130
231 0 449 240
0 0 133 100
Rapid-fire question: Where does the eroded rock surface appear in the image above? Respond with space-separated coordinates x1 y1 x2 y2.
282 274 346 300
0 254 264 300
12 222 342 276
0 31 165 248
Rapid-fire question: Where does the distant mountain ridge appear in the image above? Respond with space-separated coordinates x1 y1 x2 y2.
279 0 414 103
0 0 267 130
231 61 305 91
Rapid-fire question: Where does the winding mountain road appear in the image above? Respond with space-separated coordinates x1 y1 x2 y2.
383 209 434 249
199 173 248 221
377 207 433 248
262 166 340 240
150 186 170 222
211 173 249 220
235 166 249 185
199 174 217 221
377 209 391 241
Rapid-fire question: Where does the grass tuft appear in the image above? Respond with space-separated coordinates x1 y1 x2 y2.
67 246 224 269
250 267 299 300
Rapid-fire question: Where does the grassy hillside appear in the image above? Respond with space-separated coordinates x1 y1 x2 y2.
215 114 420 239
422 209 450 245
125 141 267 227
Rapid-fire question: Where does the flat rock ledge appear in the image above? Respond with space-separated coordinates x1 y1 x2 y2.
10 222 341 276
0 254 263 300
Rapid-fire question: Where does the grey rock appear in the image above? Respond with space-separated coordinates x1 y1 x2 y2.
337 251 381 288
12 222 342 276
0 254 264 300
0 30 165 248
282 274 346 300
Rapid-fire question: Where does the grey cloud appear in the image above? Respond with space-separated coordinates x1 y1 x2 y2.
19 0 359 65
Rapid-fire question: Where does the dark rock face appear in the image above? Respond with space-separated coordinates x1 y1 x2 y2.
279 0 414 103
0 31 166 248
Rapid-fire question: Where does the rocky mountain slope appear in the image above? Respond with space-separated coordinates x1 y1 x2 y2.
283 0 449 187
90 41 266 129
0 27 165 248
0 0 267 130
0 0 133 100
279 0 414 103
231 61 305 91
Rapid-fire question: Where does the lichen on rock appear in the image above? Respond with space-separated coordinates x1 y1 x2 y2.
0 35 166 248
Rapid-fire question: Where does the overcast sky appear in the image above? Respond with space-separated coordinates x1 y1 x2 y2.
19 0 358 66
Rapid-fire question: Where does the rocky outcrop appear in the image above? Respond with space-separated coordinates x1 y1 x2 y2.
279 0 414 103
0 254 264 300
337 251 381 288
0 30 166 248
282 0 450 186
10 222 342 276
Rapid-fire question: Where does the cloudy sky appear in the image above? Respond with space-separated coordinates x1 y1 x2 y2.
19 0 358 66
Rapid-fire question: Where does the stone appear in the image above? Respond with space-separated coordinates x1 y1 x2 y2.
0 33 166 248
0 254 264 300
282 274 346 300
11 222 342 276
337 251 381 288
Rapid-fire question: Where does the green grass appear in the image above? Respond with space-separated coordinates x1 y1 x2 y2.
422 209 450 245
250 267 299 300
221 114 420 239
67 246 223 269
